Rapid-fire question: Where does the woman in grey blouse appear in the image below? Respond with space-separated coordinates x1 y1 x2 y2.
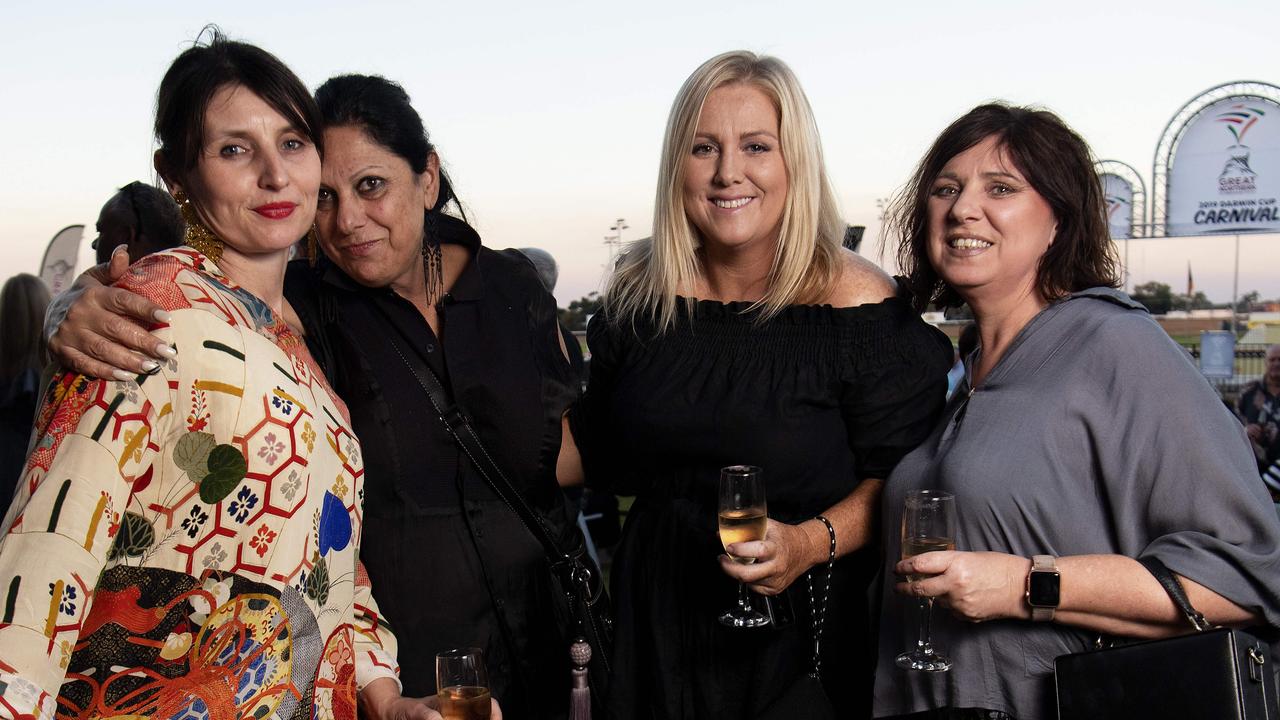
873 103 1280 720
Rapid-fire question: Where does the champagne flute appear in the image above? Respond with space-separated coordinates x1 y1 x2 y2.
436 647 491 720
895 489 956 672
717 465 770 628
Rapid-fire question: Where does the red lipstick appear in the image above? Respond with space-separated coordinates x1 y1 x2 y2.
253 202 296 219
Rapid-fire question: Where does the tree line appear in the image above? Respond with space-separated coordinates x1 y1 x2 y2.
1129 282 1275 315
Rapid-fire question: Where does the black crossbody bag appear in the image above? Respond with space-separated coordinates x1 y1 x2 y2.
332 292 614 712
1055 556 1276 720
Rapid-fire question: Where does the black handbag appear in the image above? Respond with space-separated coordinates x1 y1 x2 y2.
758 518 839 720
348 298 614 711
1055 556 1277 720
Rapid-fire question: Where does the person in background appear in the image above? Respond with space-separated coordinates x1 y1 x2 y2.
91 181 185 265
874 103 1280 720
1237 343 1280 499
517 247 558 295
573 50 953 718
0 274 51 506
518 247 585 381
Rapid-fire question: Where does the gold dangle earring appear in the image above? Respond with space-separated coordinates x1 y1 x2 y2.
175 190 223 263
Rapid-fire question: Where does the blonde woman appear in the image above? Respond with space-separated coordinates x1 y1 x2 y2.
573 51 953 718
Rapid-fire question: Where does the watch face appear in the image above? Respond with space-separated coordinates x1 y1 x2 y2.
1028 570 1061 608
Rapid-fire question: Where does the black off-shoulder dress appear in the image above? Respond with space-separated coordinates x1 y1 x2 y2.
577 291 953 719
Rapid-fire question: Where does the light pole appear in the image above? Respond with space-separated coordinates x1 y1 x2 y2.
604 217 628 269
875 198 891 260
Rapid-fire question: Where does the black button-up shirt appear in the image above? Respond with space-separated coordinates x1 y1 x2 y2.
286 215 580 718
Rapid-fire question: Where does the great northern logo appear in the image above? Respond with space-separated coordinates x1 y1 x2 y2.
1216 104 1265 194
1105 194 1130 220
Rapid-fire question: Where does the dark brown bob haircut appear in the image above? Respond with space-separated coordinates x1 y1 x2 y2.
154 27 322 183
891 103 1121 312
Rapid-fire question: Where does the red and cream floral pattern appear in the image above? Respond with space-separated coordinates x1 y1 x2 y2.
0 249 398 719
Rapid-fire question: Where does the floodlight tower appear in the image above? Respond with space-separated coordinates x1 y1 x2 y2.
604 218 629 269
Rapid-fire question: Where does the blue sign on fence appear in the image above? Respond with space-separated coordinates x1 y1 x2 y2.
1200 331 1236 378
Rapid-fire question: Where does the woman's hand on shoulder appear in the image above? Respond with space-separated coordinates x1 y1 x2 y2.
48 246 173 380
895 550 1032 623
825 249 897 308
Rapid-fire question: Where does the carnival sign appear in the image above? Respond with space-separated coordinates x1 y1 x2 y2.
1167 96 1280 236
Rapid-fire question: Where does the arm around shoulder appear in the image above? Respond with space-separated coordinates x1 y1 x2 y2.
46 247 173 379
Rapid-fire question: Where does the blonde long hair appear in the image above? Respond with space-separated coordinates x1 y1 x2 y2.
605 50 845 333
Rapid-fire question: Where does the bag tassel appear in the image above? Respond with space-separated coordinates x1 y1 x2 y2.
569 637 592 720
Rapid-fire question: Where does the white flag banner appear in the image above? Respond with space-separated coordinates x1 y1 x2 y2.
39 224 84 295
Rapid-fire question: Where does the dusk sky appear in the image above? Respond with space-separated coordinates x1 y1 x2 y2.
2 0 1278 306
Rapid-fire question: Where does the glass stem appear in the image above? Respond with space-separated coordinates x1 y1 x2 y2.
917 596 934 652
738 582 751 611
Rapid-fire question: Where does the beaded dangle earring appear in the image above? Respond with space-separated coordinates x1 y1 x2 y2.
175 190 223 262
422 210 444 305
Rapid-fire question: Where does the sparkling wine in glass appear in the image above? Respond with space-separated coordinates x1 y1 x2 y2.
718 465 770 628
436 647 491 720
895 489 956 672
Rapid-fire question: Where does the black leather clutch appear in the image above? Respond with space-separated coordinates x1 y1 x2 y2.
1055 557 1277 720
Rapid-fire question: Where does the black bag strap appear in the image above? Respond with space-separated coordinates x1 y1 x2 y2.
1138 556 1212 631
334 294 614 701
382 322 568 562
342 297 600 587
374 316 608 617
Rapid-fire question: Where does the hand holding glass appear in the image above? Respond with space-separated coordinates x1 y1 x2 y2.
895 489 956 672
718 465 770 628
436 647 491 720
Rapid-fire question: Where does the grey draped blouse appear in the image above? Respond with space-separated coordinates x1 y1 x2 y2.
873 288 1280 720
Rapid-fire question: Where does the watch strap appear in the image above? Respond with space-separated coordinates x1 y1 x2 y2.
1030 555 1058 622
